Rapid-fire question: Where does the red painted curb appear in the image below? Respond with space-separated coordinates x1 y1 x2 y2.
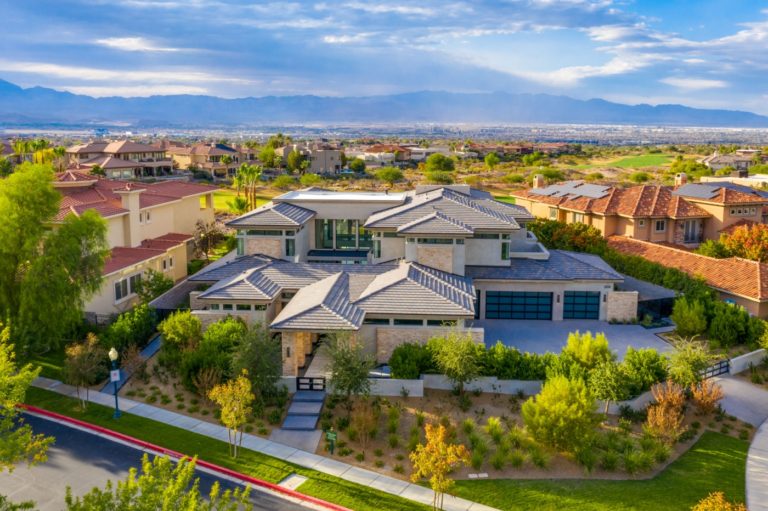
21 404 352 511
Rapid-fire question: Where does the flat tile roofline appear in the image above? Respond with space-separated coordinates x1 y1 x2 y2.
275 191 407 202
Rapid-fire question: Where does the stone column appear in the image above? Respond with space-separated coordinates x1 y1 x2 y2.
281 332 299 376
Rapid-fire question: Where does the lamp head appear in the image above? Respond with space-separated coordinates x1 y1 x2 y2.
108 347 118 362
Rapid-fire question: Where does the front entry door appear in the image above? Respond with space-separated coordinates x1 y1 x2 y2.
683 220 698 243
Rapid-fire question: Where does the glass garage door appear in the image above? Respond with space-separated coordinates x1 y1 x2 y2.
485 291 552 320
563 291 601 319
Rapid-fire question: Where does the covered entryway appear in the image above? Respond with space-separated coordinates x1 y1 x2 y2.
485 291 553 320
563 291 600 319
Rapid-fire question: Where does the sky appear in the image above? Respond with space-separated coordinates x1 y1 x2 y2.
2 0 768 112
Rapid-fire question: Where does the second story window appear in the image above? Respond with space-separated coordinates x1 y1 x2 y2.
573 213 584 223
285 238 295 257
501 241 510 260
655 220 666 232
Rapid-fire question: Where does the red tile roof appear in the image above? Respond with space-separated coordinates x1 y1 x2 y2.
607 236 768 301
103 233 191 274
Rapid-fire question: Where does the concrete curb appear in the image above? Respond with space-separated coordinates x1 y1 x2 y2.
21 404 352 511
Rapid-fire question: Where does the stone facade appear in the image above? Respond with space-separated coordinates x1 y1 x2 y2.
375 326 484 363
281 331 313 376
245 237 282 258
605 291 638 322
416 245 453 273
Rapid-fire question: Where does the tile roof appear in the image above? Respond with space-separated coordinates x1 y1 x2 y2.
103 140 160 154
199 268 282 301
513 182 711 219
607 236 768 301
365 187 521 231
465 250 623 282
52 172 216 221
167 143 237 156
66 142 108 154
396 211 474 235
270 273 364 331
354 262 475 316
81 155 140 170
227 201 316 228
103 233 190 275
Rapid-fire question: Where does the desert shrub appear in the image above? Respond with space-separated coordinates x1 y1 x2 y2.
179 317 245 391
600 451 619 471
470 450 485 470
388 434 399 448
622 448 653 474
503 173 525 184
480 341 556 380
621 347 668 395
484 417 505 445
668 338 715 387
272 175 295 189
415 411 425 427
574 446 597 473
509 449 526 468
645 381 686 444
425 171 454 184
528 445 550 469
691 379 724 415
389 342 434 379
490 450 506 470
670 297 708 337
522 375 598 453
691 492 746 511
299 173 322 186
527 219 607 253
462 418 476 436
629 171 650 183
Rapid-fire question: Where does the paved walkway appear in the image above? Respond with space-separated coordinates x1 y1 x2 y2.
713 375 768 427
32 377 498 511
747 419 768 511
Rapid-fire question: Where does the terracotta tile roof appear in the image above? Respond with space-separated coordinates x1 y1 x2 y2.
103 140 160 154
513 182 711 219
167 143 237 156
104 233 191 275
607 236 768 301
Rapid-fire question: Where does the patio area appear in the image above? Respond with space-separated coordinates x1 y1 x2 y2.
470 319 674 360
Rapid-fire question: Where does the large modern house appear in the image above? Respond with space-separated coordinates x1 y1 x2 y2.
513 174 768 247
66 141 174 179
186 185 633 377
53 171 217 320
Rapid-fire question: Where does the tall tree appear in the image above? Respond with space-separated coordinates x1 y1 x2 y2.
208 371 255 458
0 163 108 353
410 424 470 511
193 220 223 262
231 324 282 414
65 454 252 511
286 150 305 174
0 325 54 473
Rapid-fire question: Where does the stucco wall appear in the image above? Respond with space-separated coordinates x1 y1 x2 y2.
375 326 484 363
370 378 425 397
421 374 542 395
606 291 638 322
730 349 767 374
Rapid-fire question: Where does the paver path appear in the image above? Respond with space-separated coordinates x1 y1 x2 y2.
31 376 499 511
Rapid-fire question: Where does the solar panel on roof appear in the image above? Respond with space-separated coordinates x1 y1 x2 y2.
529 181 609 199
717 182 768 198
673 183 719 199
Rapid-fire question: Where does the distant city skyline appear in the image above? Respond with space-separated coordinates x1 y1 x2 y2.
2 1 766 113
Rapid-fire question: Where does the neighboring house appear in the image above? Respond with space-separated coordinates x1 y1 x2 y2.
702 150 760 172
66 140 174 179
360 144 412 163
608 236 768 317
53 171 217 320
167 142 241 179
402 145 452 162
185 185 632 377
512 174 768 246
276 143 343 174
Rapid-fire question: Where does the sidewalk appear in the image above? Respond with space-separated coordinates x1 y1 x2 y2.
747 419 768 511
32 377 499 511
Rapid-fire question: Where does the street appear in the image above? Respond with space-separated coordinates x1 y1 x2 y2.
0 414 314 511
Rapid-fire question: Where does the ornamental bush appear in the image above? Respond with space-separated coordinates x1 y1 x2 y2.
479 341 556 380
670 297 708 337
522 375 598 453
102 304 158 350
708 302 749 347
389 342 434 379
621 347 668 396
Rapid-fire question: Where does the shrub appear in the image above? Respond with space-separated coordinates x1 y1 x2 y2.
621 347 668 395
527 219 607 253
415 411 426 427
691 379 724 415
668 337 715 387
691 492 746 511
425 171 454 184
670 297 708 337
272 175 295 189
600 451 619 471
299 173 322 186
622 449 653 474
103 303 158 350
528 445 550 469
484 417 505 445
375 167 403 186
708 302 751 347
629 171 650 183
645 381 686 444
388 434 399 448
509 449 526 468
393 464 404 474
480 341 556 380
522 375 598 453
389 342 434 379
502 173 525 184
462 418 476 436
428 331 482 394
562 331 614 370
490 450 506 470
470 450 485 470
574 446 597 473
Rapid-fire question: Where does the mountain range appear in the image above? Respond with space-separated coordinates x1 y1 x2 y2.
1 79 767 128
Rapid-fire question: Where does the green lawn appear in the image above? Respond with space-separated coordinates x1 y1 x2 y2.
453 432 747 511
26 345 67 380
213 189 271 213
610 154 674 168
25 387 429 511
494 196 516 204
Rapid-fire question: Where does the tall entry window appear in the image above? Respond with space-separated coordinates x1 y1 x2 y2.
335 220 357 249
315 219 371 250
315 219 334 249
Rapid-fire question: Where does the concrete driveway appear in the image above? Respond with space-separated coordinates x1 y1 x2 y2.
470 319 674 360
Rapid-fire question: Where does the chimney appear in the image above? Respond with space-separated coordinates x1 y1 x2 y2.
533 174 545 189
675 173 687 187
115 187 145 247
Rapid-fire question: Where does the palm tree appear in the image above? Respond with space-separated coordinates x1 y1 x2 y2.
233 163 249 197
51 146 68 172
12 140 29 163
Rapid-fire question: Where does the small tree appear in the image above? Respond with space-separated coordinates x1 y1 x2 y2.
588 361 629 414
668 336 716 387
562 331 614 370
410 424 471 511
64 333 107 410
428 331 481 395
349 158 366 173
376 166 404 187
208 370 255 458
158 310 202 350
522 375 598 453
135 269 173 304
670 297 708 337
65 454 252 511
0 325 53 473
708 302 750 347
721 223 768 262
300 173 322 186
424 153 455 173
286 150 305 174
691 379 724 415
484 152 500 171
193 220 223 262
326 333 374 416
231 323 282 414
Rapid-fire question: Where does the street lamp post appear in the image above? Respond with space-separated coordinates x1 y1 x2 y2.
108 347 121 419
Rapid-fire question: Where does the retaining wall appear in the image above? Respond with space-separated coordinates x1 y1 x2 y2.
369 378 424 397
421 374 543 395
730 348 767 375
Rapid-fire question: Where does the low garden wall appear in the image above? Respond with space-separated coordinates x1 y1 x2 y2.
421 374 543 395
369 378 424 398
602 390 654 415
730 348 767 374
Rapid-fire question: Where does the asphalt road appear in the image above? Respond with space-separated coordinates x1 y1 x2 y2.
0 414 313 511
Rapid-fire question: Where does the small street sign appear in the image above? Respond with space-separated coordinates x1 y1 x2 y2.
110 369 120 383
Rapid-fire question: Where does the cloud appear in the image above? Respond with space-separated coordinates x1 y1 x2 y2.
94 37 184 52
323 33 373 44
63 85 208 96
660 77 728 90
